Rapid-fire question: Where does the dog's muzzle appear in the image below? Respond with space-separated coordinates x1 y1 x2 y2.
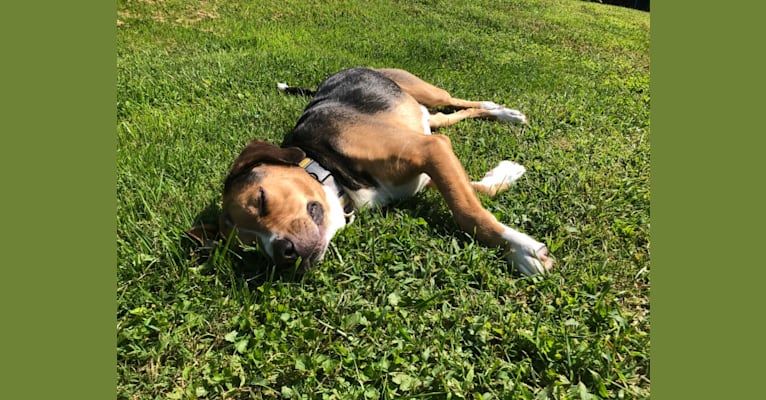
271 236 323 270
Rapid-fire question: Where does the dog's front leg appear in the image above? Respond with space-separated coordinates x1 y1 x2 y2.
418 135 553 276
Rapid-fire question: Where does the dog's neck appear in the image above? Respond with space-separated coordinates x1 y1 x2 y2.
299 157 355 222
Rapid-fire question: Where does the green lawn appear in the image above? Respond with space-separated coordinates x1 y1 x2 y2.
117 0 650 398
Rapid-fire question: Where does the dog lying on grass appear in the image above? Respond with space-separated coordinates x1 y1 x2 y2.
188 67 553 276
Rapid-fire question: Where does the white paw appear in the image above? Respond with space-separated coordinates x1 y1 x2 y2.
474 161 526 192
489 107 527 124
501 228 554 276
480 101 502 110
506 244 553 276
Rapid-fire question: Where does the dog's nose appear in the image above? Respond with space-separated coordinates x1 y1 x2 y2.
272 238 299 266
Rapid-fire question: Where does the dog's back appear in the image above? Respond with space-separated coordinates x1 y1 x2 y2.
307 67 404 114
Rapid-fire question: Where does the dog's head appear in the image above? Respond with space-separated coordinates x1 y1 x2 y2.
217 140 338 270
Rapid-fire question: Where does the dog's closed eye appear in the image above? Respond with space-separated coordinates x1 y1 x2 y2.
259 188 268 216
248 188 269 217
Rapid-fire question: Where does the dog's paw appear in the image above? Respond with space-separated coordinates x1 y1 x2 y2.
506 242 554 276
472 161 526 196
480 101 502 110
483 160 526 184
489 107 527 125
501 228 554 276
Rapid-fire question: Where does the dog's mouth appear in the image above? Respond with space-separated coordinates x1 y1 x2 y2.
221 214 327 271
270 235 327 271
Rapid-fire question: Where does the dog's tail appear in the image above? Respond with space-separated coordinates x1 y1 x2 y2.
276 82 316 97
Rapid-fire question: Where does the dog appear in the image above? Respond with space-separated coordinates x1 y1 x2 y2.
191 67 554 276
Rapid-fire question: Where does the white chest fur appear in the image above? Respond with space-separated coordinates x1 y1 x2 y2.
345 173 431 209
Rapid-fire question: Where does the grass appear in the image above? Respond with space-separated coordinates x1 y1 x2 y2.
117 0 650 398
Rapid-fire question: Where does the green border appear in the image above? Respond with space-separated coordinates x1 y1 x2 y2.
3 2 115 399
653 1 765 398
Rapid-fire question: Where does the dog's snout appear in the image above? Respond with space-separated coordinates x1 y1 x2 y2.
272 236 321 270
273 238 298 266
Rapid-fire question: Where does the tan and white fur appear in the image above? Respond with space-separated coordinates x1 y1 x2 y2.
194 67 553 276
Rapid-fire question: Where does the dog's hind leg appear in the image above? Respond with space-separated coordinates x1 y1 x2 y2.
471 160 527 197
428 108 527 127
423 159 526 197
376 68 488 108
375 68 527 124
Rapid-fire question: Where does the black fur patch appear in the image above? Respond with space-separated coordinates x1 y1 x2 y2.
282 68 400 191
309 67 403 114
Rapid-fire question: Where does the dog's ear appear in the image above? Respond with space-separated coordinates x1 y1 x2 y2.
231 140 306 171
185 223 220 245
224 140 306 191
